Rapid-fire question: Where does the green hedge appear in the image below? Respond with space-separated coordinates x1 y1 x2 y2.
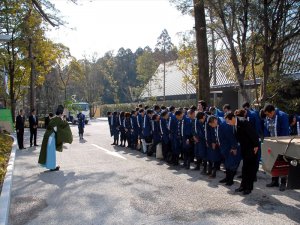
99 99 197 117
0 134 13 192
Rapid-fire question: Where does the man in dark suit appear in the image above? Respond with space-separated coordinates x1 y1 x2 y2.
29 109 39 147
16 109 26 150
225 112 259 195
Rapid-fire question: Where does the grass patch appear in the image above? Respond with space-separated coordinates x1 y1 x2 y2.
0 133 13 193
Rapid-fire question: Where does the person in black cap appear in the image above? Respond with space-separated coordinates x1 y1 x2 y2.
38 105 73 171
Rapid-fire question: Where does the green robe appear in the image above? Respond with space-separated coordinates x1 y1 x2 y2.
38 117 73 165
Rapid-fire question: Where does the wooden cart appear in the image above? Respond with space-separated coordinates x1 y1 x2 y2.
261 137 300 189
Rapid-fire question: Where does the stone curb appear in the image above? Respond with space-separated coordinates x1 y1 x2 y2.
0 134 17 225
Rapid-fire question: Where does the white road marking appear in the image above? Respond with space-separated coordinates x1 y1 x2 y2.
91 144 127 160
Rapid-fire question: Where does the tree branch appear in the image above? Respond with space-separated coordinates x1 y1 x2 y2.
31 0 58 27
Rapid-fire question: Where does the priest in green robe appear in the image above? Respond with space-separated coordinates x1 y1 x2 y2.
38 105 73 171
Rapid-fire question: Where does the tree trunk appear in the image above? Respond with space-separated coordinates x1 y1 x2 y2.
210 13 217 86
29 37 36 111
8 36 16 121
194 0 210 104
9 61 15 121
229 44 250 103
64 87 67 102
251 52 259 105
237 76 250 103
261 0 270 106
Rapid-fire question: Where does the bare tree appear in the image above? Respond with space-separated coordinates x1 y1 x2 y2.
208 0 251 102
260 0 300 105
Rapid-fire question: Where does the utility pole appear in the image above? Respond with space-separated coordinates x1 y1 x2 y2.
163 45 166 102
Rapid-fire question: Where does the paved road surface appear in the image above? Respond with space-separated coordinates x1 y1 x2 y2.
9 119 300 225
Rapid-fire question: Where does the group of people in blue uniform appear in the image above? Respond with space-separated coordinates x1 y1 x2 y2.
107 101 299 195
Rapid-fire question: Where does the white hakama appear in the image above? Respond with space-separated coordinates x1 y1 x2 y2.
44 133 56 170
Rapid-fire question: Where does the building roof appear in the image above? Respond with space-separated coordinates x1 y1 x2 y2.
282 37 300 76
140 62 196 98
140 60 259 99
141 36 300 99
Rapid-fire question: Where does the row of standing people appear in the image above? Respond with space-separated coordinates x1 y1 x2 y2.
107 102 299 194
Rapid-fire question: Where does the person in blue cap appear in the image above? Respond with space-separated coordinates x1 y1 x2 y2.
193 112 207 173
170 110 183 166
263 104 289 191
160 110 171 162
206 116 223 178
218 111 241 186
111 112 120 145
289 114 300 136
77 112 85 140
143 109 154 154
182 109 195 169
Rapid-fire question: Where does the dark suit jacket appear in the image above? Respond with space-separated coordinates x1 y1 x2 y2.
29 115 38 129
16 115 25 131
236 118 259 159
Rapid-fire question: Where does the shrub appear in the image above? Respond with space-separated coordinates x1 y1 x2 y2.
0 134 13 193
99 99 197 116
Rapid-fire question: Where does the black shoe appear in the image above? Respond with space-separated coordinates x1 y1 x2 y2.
266 181 279 187
225 181 234 186
30 144 33 147
50 166 60 171
235 187 244 192
194 165 200 171
111 143 116 145
209 174 216 178
209 170 217 178
279 183 286 191
206 169 212 176
173 161 179 166
243 190 251 195
209 169 216 178
34 144 39 147
237 175 242 179
219 177 228 183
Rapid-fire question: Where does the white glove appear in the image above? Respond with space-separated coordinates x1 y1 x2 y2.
54 126 57 132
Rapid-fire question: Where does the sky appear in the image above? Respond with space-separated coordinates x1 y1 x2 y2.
47 0 195 59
